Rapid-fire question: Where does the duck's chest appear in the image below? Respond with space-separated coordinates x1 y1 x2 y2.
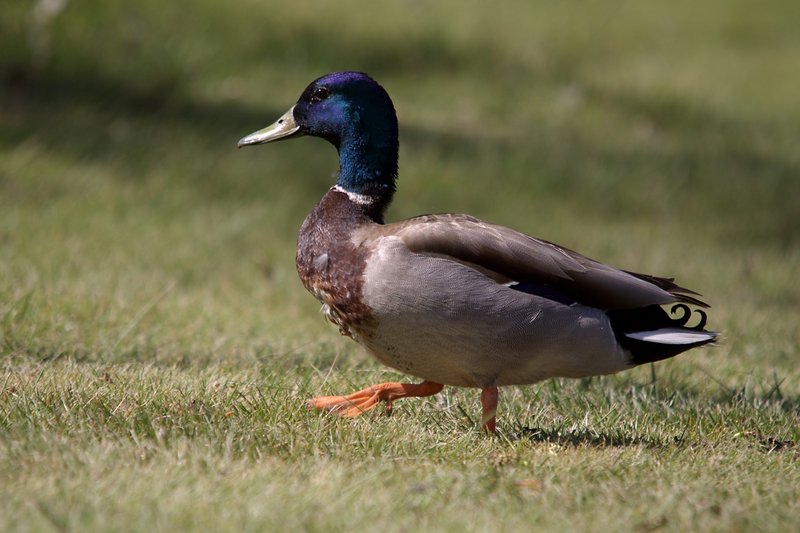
295 190 379 337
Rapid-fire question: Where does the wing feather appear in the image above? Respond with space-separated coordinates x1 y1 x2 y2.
368 214 707 310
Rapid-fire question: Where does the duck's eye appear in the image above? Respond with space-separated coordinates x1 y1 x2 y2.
312 86 330 102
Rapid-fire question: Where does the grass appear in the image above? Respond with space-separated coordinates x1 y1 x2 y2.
1 0 799 531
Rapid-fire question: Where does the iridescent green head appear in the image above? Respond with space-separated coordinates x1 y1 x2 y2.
239 72 399 201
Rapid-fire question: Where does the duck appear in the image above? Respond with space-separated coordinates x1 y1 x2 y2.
238 71 718 433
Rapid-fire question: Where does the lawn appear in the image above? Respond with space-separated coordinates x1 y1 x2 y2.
1 1 799 531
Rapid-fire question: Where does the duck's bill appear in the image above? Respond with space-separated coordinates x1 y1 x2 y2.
237 106 302 147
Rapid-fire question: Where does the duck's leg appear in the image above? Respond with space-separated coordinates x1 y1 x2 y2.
480 387 499 433
308 381 444 417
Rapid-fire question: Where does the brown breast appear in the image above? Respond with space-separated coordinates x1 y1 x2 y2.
295 189 380 338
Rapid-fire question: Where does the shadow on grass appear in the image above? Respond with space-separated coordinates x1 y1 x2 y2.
513 418 797 452
505 373 800 450
512 428 796 454
510 425 673 448
2 16 799 250
1 65 273 155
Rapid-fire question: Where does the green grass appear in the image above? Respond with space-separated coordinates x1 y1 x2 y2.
2 1 799 531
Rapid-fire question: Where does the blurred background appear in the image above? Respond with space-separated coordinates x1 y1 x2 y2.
1 0 798 376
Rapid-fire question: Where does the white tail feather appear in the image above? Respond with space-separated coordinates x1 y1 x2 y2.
625 328 716 345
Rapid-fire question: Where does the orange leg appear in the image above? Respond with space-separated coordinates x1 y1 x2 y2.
308 381 444 418
480 387 499 433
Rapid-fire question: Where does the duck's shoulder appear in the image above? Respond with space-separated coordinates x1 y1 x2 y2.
360 212 535 260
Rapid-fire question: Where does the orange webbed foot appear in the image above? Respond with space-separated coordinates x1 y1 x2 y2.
308 380 444 418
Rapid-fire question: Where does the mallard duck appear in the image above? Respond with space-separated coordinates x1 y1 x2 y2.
238 71 717 432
